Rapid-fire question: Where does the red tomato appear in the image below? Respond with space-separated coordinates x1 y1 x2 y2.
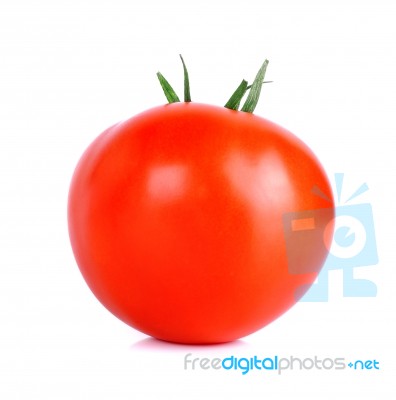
68 102 334 344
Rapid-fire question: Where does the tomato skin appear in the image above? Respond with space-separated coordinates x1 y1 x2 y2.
68 103 334 344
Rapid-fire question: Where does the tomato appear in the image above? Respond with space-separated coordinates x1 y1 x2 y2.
68 102 334 344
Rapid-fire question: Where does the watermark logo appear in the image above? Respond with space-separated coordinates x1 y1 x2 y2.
283 173 378 302
183 353 380 375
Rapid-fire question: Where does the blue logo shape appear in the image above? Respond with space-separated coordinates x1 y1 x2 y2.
335 226 355 248
283 173 378 302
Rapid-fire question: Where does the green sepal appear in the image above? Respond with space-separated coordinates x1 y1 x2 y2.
241 59 269 113
156 72 180 103
179 54 191 102
224 79 248 110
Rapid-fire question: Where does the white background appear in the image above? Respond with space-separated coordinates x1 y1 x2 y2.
1 0 395 398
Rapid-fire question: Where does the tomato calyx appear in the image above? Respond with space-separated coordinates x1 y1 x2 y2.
157 55 272 114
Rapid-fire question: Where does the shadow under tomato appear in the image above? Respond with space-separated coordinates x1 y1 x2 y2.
130 337 248 353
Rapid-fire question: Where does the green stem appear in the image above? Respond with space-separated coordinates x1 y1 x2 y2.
246 81 273 90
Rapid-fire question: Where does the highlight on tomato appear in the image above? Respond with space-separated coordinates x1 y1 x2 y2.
68 56 335 344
